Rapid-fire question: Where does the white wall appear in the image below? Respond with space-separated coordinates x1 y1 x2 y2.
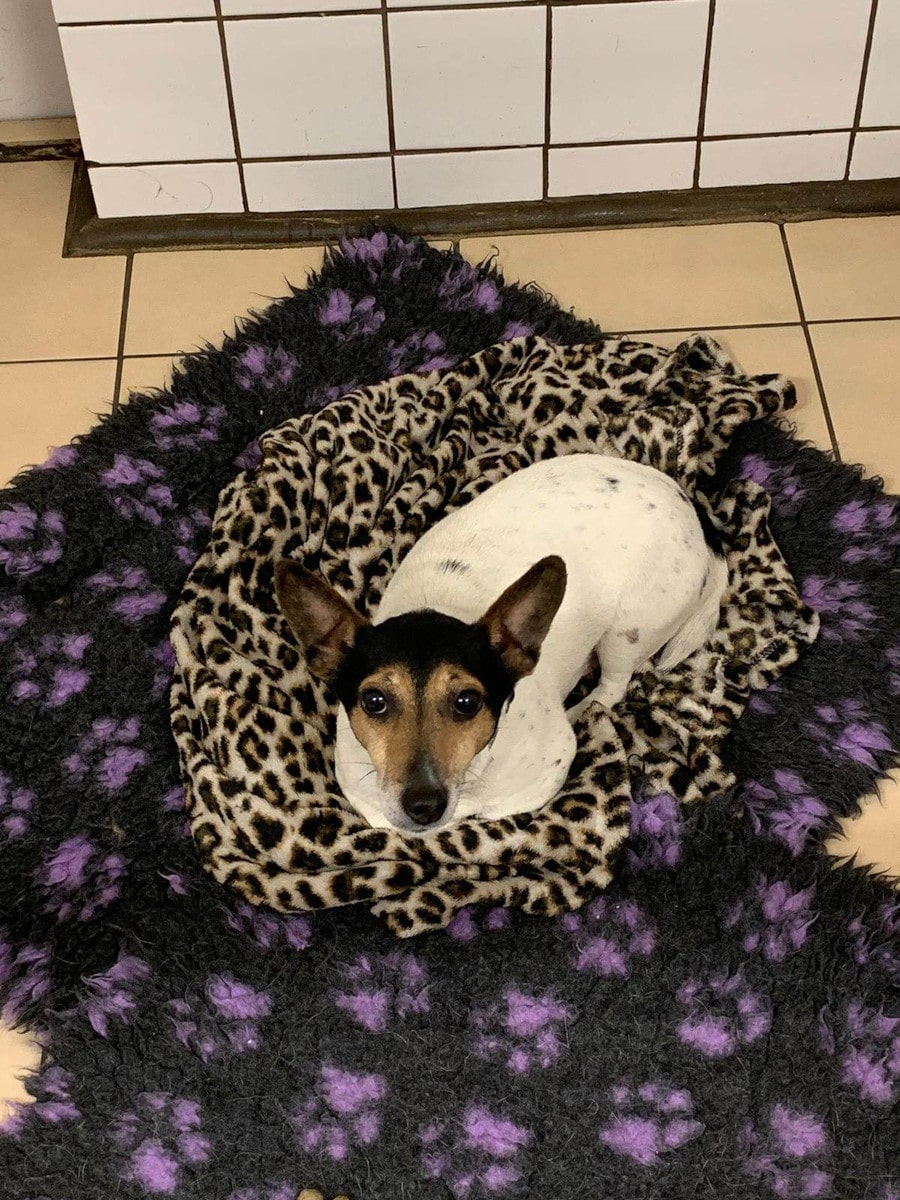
0 0 73 120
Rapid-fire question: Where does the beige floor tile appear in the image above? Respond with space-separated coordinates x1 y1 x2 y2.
786 216 900 322
118 355 180 406
125 247 325 357
809 320 900 492
827 771 900 884
0 163 125 362
626 324 833 452
0 359 116 487
0 1024 42 1119
0 118 79 144
460 225 800 332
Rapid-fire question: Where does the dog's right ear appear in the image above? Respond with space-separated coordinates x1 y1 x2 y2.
273 561 365 682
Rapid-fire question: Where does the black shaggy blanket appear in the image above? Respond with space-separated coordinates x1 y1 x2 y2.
1 232 898 1199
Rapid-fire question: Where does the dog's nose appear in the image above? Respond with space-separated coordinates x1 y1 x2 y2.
401 783 448 828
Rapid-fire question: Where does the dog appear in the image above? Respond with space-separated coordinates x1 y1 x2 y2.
274 454 727 836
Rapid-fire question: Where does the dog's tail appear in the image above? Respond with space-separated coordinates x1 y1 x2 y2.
655 551 729 672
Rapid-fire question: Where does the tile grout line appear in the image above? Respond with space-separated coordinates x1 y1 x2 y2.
778 224 841 462
845 0 880 181
112 255 135 413
692 0 716 190
213 0 250 213
542 3 553 200
379 0 400 208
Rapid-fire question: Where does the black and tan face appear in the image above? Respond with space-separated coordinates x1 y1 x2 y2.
274 557 566 833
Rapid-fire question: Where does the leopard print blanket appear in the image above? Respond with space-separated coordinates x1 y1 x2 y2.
170 334 819 936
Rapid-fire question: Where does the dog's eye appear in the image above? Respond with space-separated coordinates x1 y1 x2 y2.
360 688 389 716
454 690 483 718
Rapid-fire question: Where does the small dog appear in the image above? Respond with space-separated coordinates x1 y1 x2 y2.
275 454 727 836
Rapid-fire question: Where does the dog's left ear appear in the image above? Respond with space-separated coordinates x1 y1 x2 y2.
478 555 567 682
274 560 366 682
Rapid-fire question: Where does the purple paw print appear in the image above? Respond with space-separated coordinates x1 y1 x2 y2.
421 1104 532 1198
73 953 150 1037
848 901 900 982
0 504 64 576
0 929 50 1024
748 679 783 716
438 261 500 313
561 897 656 976
291 1064 386 1161
150 400 225 451
150 639 175 699
832 496 899 565
100 455 175 525
740 1105 831 1198
9 632 92 708
446 905 511 944
64 716 148 792
339 231 420 282
111 1093 211 1194
887 643 900 696
723 877 817 963
0 1065 79 1139
820 999 900 1106
501 320 535 340
87 565 166 624
167 973 271 1062
676 969 771 1057
742 770 828 856
598 1082 704 1166
36 444 78 471
308 379 359 410
38 834 127 922
739 455 806 512
628 789 681 871
0 771 34 840
333 950 430 1032
386 330 455 375
223 899 312 951
234 344 298 391
471 987 573 1074
173 509 212 566
802 700 893 771
319 288 385 338
801 576 876 641
228 1187 296 1200
233 437 263 471
0 596 27 645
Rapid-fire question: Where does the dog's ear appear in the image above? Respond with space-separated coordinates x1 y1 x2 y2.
274 561 365 682
478 555 567 682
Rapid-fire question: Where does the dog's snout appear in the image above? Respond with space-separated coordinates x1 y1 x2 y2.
401 782 448 828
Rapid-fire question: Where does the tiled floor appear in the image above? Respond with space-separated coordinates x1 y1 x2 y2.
1 159 898 1113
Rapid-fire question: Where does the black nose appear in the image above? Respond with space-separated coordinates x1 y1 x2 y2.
401 783 448 828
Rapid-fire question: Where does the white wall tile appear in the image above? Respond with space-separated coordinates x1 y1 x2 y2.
0 0 73 120
549 141 695 197
227 17 389 157
89 162 243 217
396 148 541 207
222 0 377 12
551 1 708 144
53 1 214 18
850 130 900 180
390 8 545 150
705 0 871 135
700 133 849 187
244 158 394 211
59 22 235 163
861 0 900 127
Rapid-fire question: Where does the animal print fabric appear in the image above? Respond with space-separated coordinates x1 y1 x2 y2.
170 334 819 935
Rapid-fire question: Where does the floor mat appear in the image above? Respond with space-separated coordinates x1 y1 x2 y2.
1 232 898 1198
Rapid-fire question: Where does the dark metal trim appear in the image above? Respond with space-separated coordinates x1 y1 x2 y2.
63 156 900 258
1 138 82 164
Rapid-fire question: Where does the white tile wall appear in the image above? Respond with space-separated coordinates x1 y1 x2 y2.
549 142 696 197
850 130 900 181
89 163 244 218
226 16 389 158
705 0 871 135
59 22 235 163
396 148 542 208
861 0 900 127
52 0 900 217
389 8 546 150
551 1 709 144
244 158 394 211
700 133 850 188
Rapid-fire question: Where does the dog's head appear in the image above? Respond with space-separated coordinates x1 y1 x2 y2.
274 556 567 834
